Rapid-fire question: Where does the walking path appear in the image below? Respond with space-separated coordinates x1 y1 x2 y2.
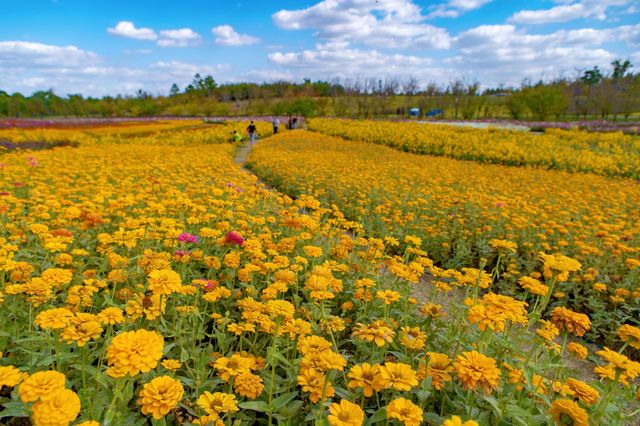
233 141 254 165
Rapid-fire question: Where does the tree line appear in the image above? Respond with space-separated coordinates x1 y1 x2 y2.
1 60 638 121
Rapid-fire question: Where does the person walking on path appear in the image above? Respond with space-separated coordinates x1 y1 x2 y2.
246 121 257 144
272 117 280 134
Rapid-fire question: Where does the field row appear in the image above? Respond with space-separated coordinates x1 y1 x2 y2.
247 131 640 346
308 118 640 178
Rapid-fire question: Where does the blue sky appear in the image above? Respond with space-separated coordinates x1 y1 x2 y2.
0 0 638 96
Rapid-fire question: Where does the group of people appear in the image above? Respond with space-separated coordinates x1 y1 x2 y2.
230 116 300 144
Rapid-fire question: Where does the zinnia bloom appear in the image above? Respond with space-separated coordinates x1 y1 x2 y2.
233 372 264 399
618 324 640 349
328 399 364 426
386 398 423 426
379 362 418 391
565 378 599 405
567 342 588 359
0 366 27 387
443 416 479 426
34 308 75 330
196 392 239 418
548 398 589 426
225 231 244 246
213 354 252 382
19 370 66 402
106 329 164 378
454 351 501 394
31 388 80 426
550 307 591 337
138 376 184 420
178 232 199 243
162 359 182 370
60 313 103 347
347 363 385 397
423 352 453 390
147 269 182 295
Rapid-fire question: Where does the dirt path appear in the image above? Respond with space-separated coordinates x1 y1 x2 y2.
233 141 255 165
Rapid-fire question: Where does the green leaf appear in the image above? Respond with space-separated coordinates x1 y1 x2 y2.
238 401 270 413
279 400 304 419
272 391 298 411
483 395 503 417
0 401 29 419
365 406 387 425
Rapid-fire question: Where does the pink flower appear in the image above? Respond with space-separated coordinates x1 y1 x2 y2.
178 232 199 244
225 231 244 246
174 250 190 257
28 156 38 167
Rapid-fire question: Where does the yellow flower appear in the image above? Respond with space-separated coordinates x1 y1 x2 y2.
454 351 501 394
213 354 252 382
196 392 239 418
34 308 75 330
423 352 453 390
138 376 184 420
443 415 479 426
106 329 164 378
550 307 591 337
328 399 364 426
539 252 582 282
147 269 182 295
565 378 599 405
297 368 334 403
399 326 426 351
379 362 418 391
347 363 385 397
97 307 125 325
19 370 66 402
352 321 395 347
376 289 400 305
162 359 182 370
303 245 323 258
233 372 264 399
31 388 80 426
488 239 517 253
386 397 423 426
618 324 640 349
517 276 548 297
76 422 100 426
548 398 589 426
0 366 27 387
567 342 588 359
60 313 103 347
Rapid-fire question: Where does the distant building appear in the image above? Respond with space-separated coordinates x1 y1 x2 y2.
409 108 420 117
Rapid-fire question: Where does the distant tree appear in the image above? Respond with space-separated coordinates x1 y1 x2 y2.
522 82 569 120
506 91 528 119
169 83 181 96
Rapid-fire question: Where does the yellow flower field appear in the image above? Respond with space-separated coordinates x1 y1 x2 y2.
247 131 640 345
0 124 638 425
308 118 640 178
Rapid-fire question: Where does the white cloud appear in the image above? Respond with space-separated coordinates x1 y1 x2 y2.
107 21 157 40
508 0 632 24
212 25 260 46
427 0 493 19
157 28 201 47
449 24 640 85
0 40 228 96
0 41 99 67
268 42 440 80
273 0 451 49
